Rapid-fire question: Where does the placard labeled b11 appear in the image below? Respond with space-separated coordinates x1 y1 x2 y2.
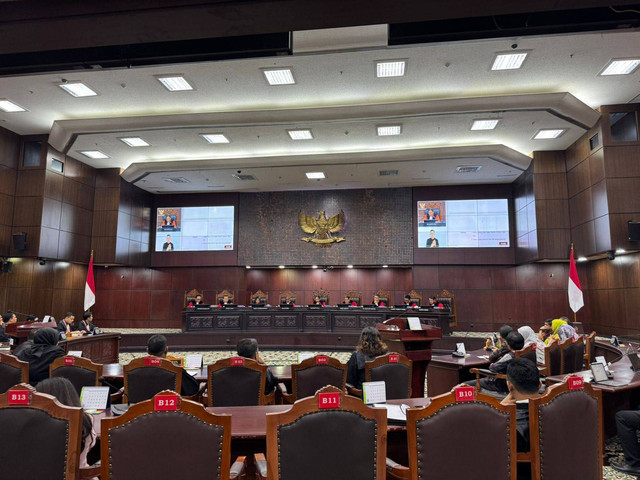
318 392 340 409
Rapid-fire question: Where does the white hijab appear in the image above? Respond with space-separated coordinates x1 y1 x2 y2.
518 326 538 346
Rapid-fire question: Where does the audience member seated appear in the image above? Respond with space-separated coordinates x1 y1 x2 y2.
187 294 204 308
312 295 325 306
371 294 386 307
487 325 513 363
470 331 525 395
147 334 200 396
57 312 77 337
540 317 578 345
347 327 388 390
403 294 417 307
500 358 542 480
612 408 640 475
36 377 99 473
16 328 65 384
236 338 278 395
0 312 17 342
518 326 545 364
11 328 37 357
77 312 98 335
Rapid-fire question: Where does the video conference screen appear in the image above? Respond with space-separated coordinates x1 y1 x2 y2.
155 206 235 252
417 199 510 248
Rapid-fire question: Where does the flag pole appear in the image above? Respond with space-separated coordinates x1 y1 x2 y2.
571 243 577 324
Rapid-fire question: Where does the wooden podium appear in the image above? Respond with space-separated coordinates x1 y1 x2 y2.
376 318 443 398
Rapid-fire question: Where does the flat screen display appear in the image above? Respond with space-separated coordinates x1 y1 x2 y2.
155 206 234 252
417 199 510 248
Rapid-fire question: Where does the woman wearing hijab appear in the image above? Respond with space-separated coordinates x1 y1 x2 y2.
346 327 389 390
545 318 578 345
15 327 65 384
518 326 546 364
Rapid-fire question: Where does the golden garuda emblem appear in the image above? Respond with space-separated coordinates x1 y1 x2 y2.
298 210 346 246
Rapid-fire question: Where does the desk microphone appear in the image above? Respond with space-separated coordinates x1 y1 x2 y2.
99 376 130 415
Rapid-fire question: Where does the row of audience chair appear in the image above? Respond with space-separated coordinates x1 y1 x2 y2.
0 379 602 480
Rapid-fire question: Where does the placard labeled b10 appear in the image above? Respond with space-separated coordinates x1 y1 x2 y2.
455 386 475 402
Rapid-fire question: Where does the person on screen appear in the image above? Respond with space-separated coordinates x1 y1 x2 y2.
162 235 174 251
312 295 326 307
162 215 177 228
188 295 204 308
372 295 386 307
426 230 439 248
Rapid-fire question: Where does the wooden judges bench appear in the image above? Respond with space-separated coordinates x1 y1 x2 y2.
182 306 453 336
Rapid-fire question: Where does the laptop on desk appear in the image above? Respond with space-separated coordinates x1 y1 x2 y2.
628 351 640 373
590 362 629 387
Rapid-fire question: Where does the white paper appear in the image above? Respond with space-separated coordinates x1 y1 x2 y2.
67 350 83 357
407 317 422 331
298 352 315 363
362 381 386 404
456 343 466 355
374 404 407 422
186 369 199 376
42 315 51 323
595 356 607 366
185 354 203 369
80 386 110 410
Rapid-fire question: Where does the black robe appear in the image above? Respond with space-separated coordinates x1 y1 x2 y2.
16 328 65 385
346 351 378 390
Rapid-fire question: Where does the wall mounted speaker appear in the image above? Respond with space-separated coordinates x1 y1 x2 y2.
12 232 27 251
629 221 640 242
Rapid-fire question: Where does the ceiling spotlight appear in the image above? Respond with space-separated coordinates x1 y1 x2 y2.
377 125 402 136
471 119 500 130
375 60 406 77
156 75 194 91
263 68 295 85
382 265 389 268
246 265 251 269
278 265 285 269
288 129 313 140
347 265 354 269
491 52 528 70
577 256 587 262
600 59 640 76
533 129 566 140
0 99 27 112
615 248 626 254
58 81 98 97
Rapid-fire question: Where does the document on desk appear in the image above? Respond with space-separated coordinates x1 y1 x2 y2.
185 354 203 369
374 404 408 423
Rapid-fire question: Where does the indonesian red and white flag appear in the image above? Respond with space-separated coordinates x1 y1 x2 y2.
568 249 584 313
84 253 96 311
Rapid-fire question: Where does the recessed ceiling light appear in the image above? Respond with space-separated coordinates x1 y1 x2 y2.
577 256 588 262
600 59 640 76
288 129 313 140
491 52 528 70
120 137 150 147
0 99 26 112
201 133 230 144
533 129 566 140
382 265 388 268
246 265 251 269
263 68 296 85
312 265 318 269
278 265 285 269
79 150 109 159
156 75 194 91
377 125 402 136
306 172 325 179
375 60 406 77
616 248 626 254
58 82 98 97
471 119 500 130
347 265 354 269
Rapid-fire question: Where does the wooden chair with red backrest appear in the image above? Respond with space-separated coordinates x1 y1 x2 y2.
0 352 29 394
101 390 246 480
255 385 387 480
387 388 517 480
123 357 183 404
206 356 275 406
0 383 84 480
50 355 102 396
528 379 603 480
282 355 347 403
366 353 413 399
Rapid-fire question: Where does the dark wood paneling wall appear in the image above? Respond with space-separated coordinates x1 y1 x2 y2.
0 126 20 257
514 165 536 263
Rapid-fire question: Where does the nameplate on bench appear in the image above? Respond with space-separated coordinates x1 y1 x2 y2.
455 386 475 402
318 392 340 409
144 357 163 366
230 357 245 366
8 389 30 405
568 376 584 390
316 355 328 365
154 394 180 411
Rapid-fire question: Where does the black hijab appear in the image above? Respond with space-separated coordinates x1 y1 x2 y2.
16 328 65 384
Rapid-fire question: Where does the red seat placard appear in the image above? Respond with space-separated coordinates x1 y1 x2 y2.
455 386 475 402
144 357 162 366
318 392 340 409
389 354 399 363
8 389 30 405
316 356 328 365
230 357 245 366
568 376 584 390
64 357 75 366
154 394 180 411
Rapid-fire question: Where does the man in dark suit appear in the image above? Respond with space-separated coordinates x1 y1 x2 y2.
78 311 97 334
237 338 278 395
0 312 17 342
147 334 200 396
57 312 77 337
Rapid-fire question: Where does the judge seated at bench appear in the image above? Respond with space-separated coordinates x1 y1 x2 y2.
427 296 444 308
343 296 357 307
218 294 233 306
237 338 279 395
57 312 78 337
188 294 204 308
403 294 418 308
371 294 386 307
147 334 200 396
312 295 326 307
